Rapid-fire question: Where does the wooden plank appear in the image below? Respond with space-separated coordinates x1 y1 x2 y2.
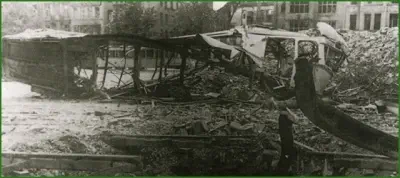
180 51 187 84
158 50 164 81
91 47 98 87
306 151 390 159
133 46 141 90
2 161 29 175
62 41 69 96
101 46 109 89
26 158 123 171
333 158 398 171
2 152 141 164
101 135 264 151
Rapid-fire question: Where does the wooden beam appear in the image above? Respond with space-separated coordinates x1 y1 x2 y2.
117 43 127 87
2 158 136 172
133 46 141 91
2 152 142 164
305 151 390 159
100 135 264 151
151 49 159 80
180 51 188 85
2 161 29 175
101 45 110 89
158 50 164 81
61 41 69 96
333 158 398 171
275 113 296 175
91 46 98 88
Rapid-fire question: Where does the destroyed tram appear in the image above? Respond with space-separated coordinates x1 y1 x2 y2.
2 23 398 161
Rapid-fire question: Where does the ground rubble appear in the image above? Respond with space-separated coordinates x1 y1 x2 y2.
3 64 398 176
3 27 399 176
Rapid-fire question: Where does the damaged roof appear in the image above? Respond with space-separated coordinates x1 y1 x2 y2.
2 29 87 41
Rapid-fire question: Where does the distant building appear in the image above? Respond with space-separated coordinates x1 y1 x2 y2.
36 2 72 32
223 2 398 32
275 2 398 31
230 2 275 27
37 2 113 34
140 2 183 38
69 2 113 34
344 2 398 30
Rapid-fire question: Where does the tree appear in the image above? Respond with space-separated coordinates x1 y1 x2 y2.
107 2 157 37
1 2 43 36
171 2 217 36
215 2 241 31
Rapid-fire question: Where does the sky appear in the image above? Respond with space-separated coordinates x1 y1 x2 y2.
213 2 227 10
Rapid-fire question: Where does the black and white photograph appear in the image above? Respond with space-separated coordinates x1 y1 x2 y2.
1 1 398 176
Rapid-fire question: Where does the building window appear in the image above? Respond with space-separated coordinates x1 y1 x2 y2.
289 2 309 13
350 14 357 30
170 2 173 9
80 8 84 19
160 13 163 25
45 9 50 17
318 2 336 13
72 7 77 18
364 14 371 30
73 26 79 32
95 7 100 18
160 2 163 7
165 14 169 24
281 2 286 13
64 24 70 30
389 13 398 27
247 11 254 25
108 10 113 22
289 20 309 31
88 7 93 18
374 13 381 30
265 10 273 22
85 7 89 18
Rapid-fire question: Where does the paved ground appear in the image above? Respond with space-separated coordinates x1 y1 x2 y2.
1 69 179 153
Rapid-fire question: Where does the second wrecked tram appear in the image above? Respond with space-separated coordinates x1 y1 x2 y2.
2 22 347 99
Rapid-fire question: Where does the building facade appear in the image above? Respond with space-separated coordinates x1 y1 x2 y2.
36 2 72 31
36 2 113 34
69 2 113 34
344 2 398 30
140 2 183 37
227 2 398 32
275 2 398 31
230 2 275 27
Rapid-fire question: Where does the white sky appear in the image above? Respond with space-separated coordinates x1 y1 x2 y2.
213 2 227 10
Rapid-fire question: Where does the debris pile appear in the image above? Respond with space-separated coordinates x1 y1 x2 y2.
333 27 398 103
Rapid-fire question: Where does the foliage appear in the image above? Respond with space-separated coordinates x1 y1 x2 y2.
107 2 157 37
171 3 218 36
1 2 43 36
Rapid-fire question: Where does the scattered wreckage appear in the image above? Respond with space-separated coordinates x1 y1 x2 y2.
2 23 398 175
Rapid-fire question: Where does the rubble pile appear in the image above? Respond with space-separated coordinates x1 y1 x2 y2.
334 27 398 102
185 67 267 101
